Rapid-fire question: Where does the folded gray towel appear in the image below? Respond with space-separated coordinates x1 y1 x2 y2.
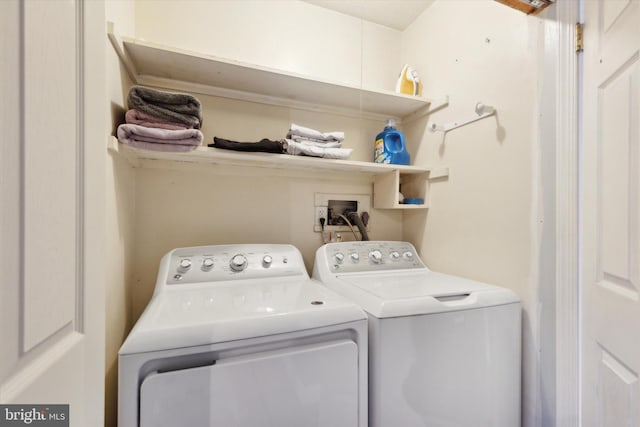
125 109 190 130
117 123 203 152
127 85 203 129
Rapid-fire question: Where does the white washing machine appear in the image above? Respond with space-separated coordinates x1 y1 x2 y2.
119 244 368 427
313 241 521 427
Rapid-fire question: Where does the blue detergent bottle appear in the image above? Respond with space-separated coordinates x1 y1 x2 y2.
374 119 410 165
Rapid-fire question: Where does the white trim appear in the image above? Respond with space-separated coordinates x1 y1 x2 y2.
74 0 85 334
81 0 107 421
555 0 581 425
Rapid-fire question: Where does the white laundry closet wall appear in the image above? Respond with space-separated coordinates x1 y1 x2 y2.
104 1 556 426
400 2 551 425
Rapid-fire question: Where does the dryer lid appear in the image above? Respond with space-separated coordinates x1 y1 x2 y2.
332 270 520 318
119 277 366 354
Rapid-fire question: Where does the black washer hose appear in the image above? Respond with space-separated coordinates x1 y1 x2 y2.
346 212 370 241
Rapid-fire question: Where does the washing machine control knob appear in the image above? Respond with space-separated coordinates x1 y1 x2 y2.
334 253 345 264
178 259 192 273
403 251 414 260
350 253 360 262
262 255 273 268
201 258 214 271
230 254 248 272
369 250 383 264
390 251 400 261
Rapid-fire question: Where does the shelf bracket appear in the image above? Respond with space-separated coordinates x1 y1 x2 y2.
428 167 449 180
107 22 139 84
401 95 449 124
428 102 496 133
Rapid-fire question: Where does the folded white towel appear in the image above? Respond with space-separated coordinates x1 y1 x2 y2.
285 139 352 160
117 123 203 152
288 123 344 143
290 136 343 148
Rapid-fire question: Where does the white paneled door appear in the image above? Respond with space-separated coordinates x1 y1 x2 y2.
0 1 105 426
582 0 640 425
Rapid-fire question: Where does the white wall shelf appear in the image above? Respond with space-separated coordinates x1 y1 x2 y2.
109 137 447 210
109 137 427 175
107 24 448 121
108 136 449 210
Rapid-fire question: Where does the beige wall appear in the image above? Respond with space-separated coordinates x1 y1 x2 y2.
134 0 402 91
131 165 403 320
401 1 545 425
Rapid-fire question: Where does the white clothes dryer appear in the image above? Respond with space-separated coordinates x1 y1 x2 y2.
313 241 521 427
119 244 367 427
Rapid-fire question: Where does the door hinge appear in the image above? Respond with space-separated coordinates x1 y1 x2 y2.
575 22 584 53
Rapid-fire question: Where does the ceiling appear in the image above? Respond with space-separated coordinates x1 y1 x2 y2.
302 0 435 31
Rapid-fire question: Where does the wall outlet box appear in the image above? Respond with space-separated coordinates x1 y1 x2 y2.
314 206 328 231
314 192 371 232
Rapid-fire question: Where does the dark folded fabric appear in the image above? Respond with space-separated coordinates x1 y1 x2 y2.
209 137 285 154
127 85 202 129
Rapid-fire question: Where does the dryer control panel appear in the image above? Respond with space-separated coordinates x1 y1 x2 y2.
316 241 425 274
160 244 308 286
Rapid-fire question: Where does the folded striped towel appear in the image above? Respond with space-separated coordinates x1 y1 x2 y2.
285 139 352 160
117 123 203 152
125 109 191 130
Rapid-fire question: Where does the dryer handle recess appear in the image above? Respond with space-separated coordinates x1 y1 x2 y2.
433 293 471 304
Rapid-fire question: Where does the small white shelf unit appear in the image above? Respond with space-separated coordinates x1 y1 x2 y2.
107 25 448 121
109 138 445 210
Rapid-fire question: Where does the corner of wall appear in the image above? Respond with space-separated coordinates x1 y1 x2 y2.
104 1 136 426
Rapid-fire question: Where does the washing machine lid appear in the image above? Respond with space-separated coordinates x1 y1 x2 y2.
332 270 520 318
120 277 366 354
